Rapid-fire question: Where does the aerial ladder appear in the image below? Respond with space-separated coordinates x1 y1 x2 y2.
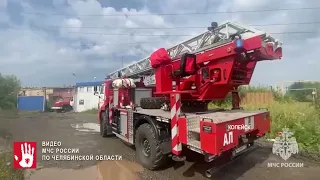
97 21 282 178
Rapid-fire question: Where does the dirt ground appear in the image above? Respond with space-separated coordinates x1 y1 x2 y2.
0 111 319 180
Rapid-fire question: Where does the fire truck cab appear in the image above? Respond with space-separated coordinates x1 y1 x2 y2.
97 21 282 178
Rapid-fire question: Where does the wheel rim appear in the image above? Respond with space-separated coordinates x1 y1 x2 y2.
141 138 151 156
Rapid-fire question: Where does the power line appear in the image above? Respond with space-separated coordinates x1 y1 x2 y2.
41 30 318 50
3 26 316 37
65 31 315 36
43 21 320 30
19 7 320 17
0 27 165 45
0 29 315 51
80 41 162 45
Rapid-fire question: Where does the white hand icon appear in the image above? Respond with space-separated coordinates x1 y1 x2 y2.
14 143 35 168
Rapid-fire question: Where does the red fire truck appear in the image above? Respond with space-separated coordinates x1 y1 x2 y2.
97 21 282 177
51 98 73 112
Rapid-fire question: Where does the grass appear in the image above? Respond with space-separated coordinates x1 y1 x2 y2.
0 112 24 180
210 92 320 158
245 101 320 154
0 152 24 180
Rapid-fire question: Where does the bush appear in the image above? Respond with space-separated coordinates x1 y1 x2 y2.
209 86 320 155
244 101 320 154
0 74 21 110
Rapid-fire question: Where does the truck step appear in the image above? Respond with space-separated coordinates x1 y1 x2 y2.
189 128 200 133
188 140 201 148
187 117 201 147
187 140 203 154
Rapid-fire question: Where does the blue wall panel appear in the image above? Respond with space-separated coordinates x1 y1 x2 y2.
17 96 45 111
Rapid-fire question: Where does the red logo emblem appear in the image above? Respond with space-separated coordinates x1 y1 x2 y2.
13 142 37 169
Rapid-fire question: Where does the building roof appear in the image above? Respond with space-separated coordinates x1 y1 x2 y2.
76 81 104 87
21 86 75 89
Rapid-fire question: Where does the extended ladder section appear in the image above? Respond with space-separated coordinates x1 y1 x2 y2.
107 21 282 81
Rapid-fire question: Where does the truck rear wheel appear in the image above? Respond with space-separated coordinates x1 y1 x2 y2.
135 123 167 170
100 111 111 137
140 97 165 109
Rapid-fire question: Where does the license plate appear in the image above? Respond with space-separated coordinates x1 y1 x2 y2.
235 145 247 154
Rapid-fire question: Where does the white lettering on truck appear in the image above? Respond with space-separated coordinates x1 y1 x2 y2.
223 131 233 146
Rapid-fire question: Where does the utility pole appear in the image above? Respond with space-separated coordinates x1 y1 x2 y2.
44 87 47 111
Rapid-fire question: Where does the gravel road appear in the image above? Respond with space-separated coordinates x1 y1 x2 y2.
1 111 319 180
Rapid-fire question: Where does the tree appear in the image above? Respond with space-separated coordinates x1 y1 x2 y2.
0 73 21 110
286 82 320 102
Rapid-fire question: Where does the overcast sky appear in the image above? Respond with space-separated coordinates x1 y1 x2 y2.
0 0 319 87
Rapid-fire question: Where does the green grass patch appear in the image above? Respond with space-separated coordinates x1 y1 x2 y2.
246 101 320 154
0 152 24 180
210 100 320 156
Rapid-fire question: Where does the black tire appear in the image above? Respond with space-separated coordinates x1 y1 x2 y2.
135 123 167 170
62 105 72 112
100 111 110 137
140 97 165 109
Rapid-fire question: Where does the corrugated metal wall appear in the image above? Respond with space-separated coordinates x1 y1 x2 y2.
241 92 274 106
17 96 45 111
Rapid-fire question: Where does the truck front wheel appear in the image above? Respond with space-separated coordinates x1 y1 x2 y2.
100 111 111 137
62 105 72 112
135 123 167 170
